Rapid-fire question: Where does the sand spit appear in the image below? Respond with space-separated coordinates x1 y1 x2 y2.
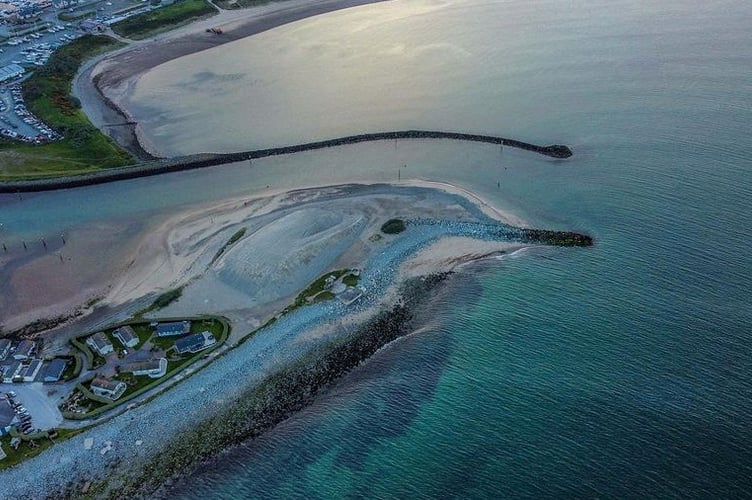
0 182 517 340
0 181 590 497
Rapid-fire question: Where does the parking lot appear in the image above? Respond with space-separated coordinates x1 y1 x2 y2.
2 385 65 432
0 85 60 142
0 0 162 72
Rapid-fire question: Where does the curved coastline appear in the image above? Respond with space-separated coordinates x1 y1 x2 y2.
0 131 572 193
0 182 593 498
73 0 392 159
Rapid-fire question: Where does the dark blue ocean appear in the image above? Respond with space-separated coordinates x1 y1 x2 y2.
138 0 752 497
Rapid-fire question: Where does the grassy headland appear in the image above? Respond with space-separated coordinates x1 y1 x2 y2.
111 0 218 40
0 35 132 180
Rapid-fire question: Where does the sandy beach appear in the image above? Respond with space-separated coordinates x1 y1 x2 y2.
74 0 390 158
0 179 525 339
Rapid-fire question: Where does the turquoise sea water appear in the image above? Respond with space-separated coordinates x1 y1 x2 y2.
158 0 752 498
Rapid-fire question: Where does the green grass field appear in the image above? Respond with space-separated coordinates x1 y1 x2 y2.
112 0 218 40
0 428 82 471
0 35 132 181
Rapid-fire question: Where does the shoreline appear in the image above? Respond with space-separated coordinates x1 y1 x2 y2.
0 179 572 336
122 272 455 498
76 0 391 158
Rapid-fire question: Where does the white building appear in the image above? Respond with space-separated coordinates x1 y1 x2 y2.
86 332 113 356
90 377 126 400
0 64 24 84
121 358 167 379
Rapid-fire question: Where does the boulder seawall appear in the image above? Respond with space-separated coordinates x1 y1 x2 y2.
0 131 572 193
70 273 452 498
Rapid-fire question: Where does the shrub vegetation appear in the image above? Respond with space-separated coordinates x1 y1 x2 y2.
381 218 406 234
111 0 217 40
0 35 131 180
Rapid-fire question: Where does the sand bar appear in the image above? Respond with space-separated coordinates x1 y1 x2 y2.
0 181 539 497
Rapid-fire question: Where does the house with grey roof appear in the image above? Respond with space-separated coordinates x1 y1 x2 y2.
120 358 167 378
22 359 43 382
90 377 126 400
0 339 11 361
175 332 216 354
114 326 138 348
86 332 113 356
156 321 191 337
0 399 18 436
42 358 67 383
1 362 21 383
12 340 36 360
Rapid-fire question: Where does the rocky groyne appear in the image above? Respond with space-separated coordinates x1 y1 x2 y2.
0 131 572 193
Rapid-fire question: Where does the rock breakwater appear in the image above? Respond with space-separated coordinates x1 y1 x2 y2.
0 131 572 193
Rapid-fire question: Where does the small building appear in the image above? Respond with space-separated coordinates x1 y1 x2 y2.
323 275 337 290
175 332 216 354
80 19 104 33
0 339 11 361
42 359 67 383
22 359 43 382
120 358 167 379
156 321 191 337
0 64 24 84
113 326 138 348
86 332 113 356
12 340 36 360
1 362 21 383
90 377 126 400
